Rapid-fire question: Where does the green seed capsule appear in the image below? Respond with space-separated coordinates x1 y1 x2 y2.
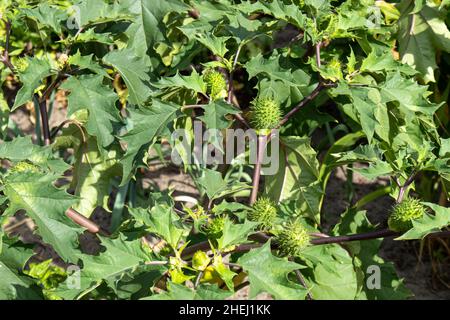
203 69 227 100
204 216 225 239
249 197 278 230
249 97 282 130
388 198 427 232
192 251 211 271
276 219 310 257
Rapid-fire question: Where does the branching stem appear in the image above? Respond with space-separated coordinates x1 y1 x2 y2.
1 19 15 73
249 135 268 205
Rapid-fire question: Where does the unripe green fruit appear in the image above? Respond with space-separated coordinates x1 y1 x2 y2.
203 69 227 100
388 198 427 232
204 216 225 239
192 251 211 271
15 58 29 73
249 97 282 130
249 197 277 230
276 220 310 257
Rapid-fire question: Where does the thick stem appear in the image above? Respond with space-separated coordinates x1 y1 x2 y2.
233 113 250 128
144 261 169 266
37 75 67 145
159 229 450 268
4 19 11 57
396 171 417 203
397 186 406 203
65 208 110 236
289 256 313 299
38 99 51 146
295 268 313 300
194 270 204 288
249 135 268 205
310 229 399 245
1 19 15 73
228 45 242 104
315 42 322 68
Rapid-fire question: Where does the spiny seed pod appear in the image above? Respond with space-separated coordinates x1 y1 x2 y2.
204 216 225 239
249 197 277 229
15 58 29 73
203 69 227 100
276 220 310 257
249 97 282 130
388 198 427 232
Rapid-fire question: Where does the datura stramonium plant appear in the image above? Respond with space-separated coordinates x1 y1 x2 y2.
248 197 278 230
202 68 227 100
388 198 428 232
276 219 310 257
248 97 282 131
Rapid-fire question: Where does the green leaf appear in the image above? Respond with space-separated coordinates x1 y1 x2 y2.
348 88 384 143
319 131 366 181
212 200 251 217
61 75 121 150
70 29 115 45
0 91 9 139
0 241 42 300
237 0 306 31
20 3 68 33
153 70 206 94
265 136 322 224
120 100 182 183
379 72 441 116
301 244 358 300
397 202 450 240
67 52 110 78
71 136 122 217
3 171 81 262
212 258 236 291
72 0 133 29
217 218 258 250
0 136 52 163
360 48 416 75
103 48 152 106
350 161 393 181
13 57 55 110
193 34 230 58
199 100 240 130
238 241 308 300
197 169 227 199
129 204 185 249
144 282 232 300
54 236 165 299
122 0 188 66
197 168 250 201
245 53 310 90
397 1 450 82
